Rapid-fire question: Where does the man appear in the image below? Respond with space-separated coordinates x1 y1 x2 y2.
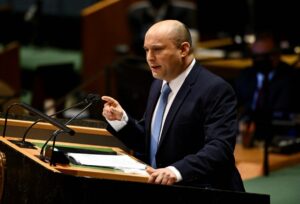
102 20 244 191
235 33 300 145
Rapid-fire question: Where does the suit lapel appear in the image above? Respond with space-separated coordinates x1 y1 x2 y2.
158 63 201 148
145 80 162 151
145 80 162 124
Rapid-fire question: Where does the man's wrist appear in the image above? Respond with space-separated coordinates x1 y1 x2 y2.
167 166 182 182
106 111 128 131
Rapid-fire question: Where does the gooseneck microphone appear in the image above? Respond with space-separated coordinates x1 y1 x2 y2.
39 94 101 165
2 102 75 140
18 94 98 148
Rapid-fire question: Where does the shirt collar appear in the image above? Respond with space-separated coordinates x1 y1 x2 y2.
162 59 196 93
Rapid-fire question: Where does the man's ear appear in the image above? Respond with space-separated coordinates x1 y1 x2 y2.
180 42 191 57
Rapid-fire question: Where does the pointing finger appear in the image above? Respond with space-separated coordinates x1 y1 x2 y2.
102 96 118 106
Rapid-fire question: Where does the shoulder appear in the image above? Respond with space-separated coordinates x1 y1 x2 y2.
192 62 235 94
190 64 237 112
194 62 228 84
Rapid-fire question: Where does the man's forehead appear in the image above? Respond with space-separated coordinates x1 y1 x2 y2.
144 36 165 48
145 30 168 42
144 34 173 48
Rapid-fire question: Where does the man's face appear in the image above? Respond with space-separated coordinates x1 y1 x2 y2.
251 39 279 74
144 30 183 82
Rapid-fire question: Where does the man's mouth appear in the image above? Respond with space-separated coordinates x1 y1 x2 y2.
151 65 160 70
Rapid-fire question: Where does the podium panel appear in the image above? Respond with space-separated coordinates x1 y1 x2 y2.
0 118 270 203
0 117 129 150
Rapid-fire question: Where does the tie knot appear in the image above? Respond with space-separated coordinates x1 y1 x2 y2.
161 83 171 96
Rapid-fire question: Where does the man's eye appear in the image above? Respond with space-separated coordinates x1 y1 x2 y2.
153 48 162 52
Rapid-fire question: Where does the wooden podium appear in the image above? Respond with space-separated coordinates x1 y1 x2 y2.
0 118 270 203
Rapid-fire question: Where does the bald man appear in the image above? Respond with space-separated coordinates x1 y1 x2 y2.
102 20 244 191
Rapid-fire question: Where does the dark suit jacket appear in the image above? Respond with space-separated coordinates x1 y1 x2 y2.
107 62 245 191
235 61 300 117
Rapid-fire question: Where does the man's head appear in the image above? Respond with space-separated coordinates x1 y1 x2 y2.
251 33 280 74
144 20 194 82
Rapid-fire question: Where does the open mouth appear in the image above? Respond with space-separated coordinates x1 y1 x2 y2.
151 65 161 71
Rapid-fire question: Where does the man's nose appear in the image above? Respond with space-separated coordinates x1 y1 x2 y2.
147 50 155 61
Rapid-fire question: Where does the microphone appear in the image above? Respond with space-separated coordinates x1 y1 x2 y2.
2 102 75 140
16 93 99 148
39 94 101 165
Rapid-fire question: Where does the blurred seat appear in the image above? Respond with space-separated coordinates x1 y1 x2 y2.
0 41 21 95
31 63 80 115
106 56 153 119
0 80 24 115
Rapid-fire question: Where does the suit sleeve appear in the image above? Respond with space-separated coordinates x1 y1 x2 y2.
106 115 146 154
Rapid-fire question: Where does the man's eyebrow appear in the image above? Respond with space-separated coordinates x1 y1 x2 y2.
144 44 164 49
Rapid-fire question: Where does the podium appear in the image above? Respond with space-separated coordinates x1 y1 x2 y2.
0 118 270 203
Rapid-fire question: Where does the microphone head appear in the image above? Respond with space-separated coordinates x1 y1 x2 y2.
85 94 101 104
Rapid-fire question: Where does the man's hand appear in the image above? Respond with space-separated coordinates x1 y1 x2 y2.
102 96 124 121
146 166 177 185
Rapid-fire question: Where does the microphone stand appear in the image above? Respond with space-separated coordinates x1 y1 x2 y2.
2 102 74 138
2 102 74 151
4 93 98 148
16 100 88 148
40 102 93 166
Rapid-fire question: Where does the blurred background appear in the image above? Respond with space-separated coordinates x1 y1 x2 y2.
1 0 300 203
1 0 299 119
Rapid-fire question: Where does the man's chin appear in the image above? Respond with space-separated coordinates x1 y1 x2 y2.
152 73 163 80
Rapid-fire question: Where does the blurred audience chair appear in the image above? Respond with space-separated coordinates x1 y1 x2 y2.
31 63 80 115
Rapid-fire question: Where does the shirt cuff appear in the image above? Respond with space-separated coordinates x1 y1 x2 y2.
106 111 128 132
167 166 182 182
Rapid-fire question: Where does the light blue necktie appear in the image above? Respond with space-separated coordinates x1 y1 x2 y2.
150 83 171 168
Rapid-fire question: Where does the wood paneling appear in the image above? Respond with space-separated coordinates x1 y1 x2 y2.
81 0 139 96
